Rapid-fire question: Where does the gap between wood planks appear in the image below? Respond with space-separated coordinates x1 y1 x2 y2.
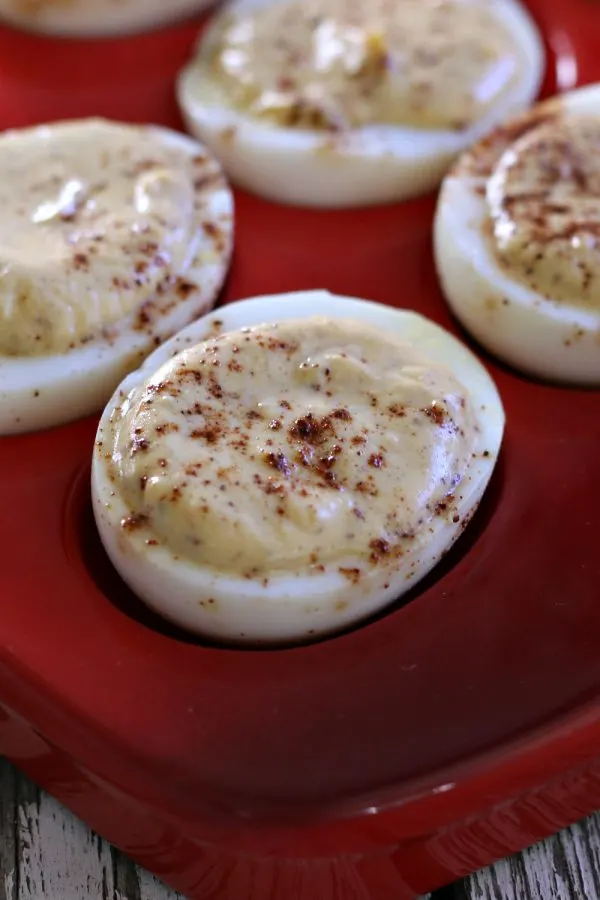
1 758 600 899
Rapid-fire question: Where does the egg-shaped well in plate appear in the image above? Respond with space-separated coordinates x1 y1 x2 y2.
92 290 504 646
434 83 600 385
0 0 215 36
0 118 234 436
176 0 544 208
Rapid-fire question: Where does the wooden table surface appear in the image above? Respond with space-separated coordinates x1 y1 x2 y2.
1 758 598 900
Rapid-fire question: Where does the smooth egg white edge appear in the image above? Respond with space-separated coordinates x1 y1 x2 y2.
176 0 544 208
434 82 600 385
92 289 505 645
0 123 234 436
0 0 215 37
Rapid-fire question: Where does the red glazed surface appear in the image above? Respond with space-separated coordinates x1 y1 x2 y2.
1 1 600 897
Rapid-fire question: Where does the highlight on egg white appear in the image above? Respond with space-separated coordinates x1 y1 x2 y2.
92 289 504 646
434 83 600 384
176 0 544 208
0 119 234 436
0 0 213 37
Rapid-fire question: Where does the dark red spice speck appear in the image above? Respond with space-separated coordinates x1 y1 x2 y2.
134 303 151 328
434 494 455 515
190 427 220 443
369 538 391 562
131 435 150 453
339 567 361 583
208 380 224 399
331 408 352 421
289 413 334 444
176 279 197 299
155 422 179 435
368 453 385 468
264 451 292 477
265 336 299 353
265 482 286 495
422 403 446 425
318 452 336 470
202 221 219 238
121 513 148 532
356 480 378 496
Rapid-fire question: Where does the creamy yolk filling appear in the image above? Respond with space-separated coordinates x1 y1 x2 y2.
103 317 478 579
0 121 220 357
210 0 521 132
486 115 600 307
9 0 74 15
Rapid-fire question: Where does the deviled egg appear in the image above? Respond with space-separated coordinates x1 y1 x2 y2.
177 0 544 207
435 83 600 384
0 118 233 435
0 0 214 37
92 290 504 645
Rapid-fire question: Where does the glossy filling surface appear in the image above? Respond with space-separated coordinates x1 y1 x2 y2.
211 0 522 131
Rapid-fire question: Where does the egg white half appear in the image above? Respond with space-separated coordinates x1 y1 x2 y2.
0 0 214 37
92 289 504 645
0 123 234 436
176 0 544 208
434 83 600 385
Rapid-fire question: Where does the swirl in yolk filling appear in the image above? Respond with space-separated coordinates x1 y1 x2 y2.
0 118 233 435
0 120 226 356
212 0 522 132
177 0 543 207
92 295 504 645
104 317 477 575
487 116 600 307
434 84 600 384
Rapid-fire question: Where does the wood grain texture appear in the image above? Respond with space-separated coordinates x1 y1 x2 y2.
0 759 183 900
459 815 600 900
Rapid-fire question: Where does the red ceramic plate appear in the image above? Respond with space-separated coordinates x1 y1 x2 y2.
2 3 600 898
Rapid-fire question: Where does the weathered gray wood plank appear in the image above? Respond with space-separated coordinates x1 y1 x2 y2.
0 760 17 900
0 759 182 900
458 815 600 900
